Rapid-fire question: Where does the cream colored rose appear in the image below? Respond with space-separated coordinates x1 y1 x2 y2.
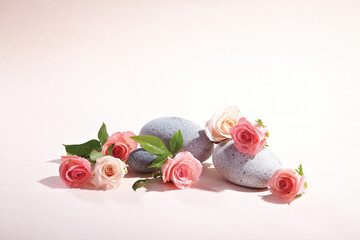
92 156 128 190
205 106 242 143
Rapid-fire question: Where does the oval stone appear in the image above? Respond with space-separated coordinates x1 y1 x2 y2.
139 117 214 162
128 148 157 173
212 140 282 188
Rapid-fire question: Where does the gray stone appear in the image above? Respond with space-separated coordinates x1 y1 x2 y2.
139 117 214 162
128 148 157 173
212 140 282 188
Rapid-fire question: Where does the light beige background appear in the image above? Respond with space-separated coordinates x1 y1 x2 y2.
1 0 359 239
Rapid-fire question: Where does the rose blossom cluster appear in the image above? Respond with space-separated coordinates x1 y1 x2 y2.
60 124 203 191
205 106 268 156
130 130 203 190
59 129 137 190
59 155 128 190
206 106 307 202
131 150 202 191
57 117 307 202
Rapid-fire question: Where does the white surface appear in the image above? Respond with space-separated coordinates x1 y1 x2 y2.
1 0 360 239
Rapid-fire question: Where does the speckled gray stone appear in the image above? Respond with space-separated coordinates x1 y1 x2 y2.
139 117 214 162
212 140 282 188
128 148 157 173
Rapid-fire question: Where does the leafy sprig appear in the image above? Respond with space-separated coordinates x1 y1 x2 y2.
256 119 270 138
98 123 109 146
294 163 308 198
63 123 110 163
295 163 304 176
130 135 171 156
256 119 270 148
255 119 267 128
130 130 184 191
169 130 184 155
131 170 163 191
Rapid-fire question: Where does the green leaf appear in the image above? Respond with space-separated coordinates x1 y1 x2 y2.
148 154 170 168
255 119 267 127
108 144 115 156
98 123 109 146
89 149 103 163
63 139 101 158
295 163 304 176
130 135 171 155
256 119 269 138
169 130 184 154
152 170 163 179
132 179 149 191
295 193 303 198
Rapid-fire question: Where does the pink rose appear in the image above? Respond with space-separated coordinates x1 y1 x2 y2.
205 106 243 143
267 168 307 202
59 156 92 187
230 117 267 155
92 156 128 190
161 151 203 189
102 131 138 162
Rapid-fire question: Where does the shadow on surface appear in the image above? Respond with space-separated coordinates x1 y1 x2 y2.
193 163 268 193
144 180 179 192
47 159 61 164
38 176 98 190
260 194 289 205
130 162 269 193
38 176 67 189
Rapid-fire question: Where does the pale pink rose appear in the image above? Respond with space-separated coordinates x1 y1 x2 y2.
205 106 243 143
59 156 92 187
267 169 307 202
230 117 267 155
161 151 203 189
92 156 128 190
102 131 138 162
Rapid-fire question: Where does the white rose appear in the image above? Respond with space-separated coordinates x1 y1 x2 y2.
205 106 242 143
92 156 127 190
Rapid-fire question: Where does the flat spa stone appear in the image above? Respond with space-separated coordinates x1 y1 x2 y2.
128 148 157 173
212 140 282 188
139 117 214 162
